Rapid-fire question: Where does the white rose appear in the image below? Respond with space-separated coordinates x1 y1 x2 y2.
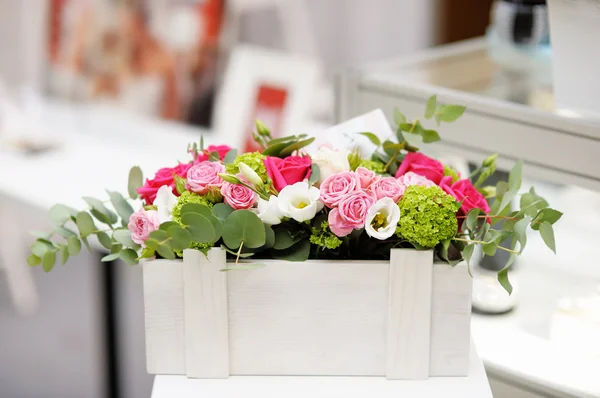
277 181 323 222
311 146 350 185
255 196 283 225
155 185 178 223
365 197 400 240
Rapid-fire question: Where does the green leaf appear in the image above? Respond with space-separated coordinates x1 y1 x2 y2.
181 203 213 217
30 230 52 240
110 243 123 254
107 190 134 223
31 239 54 257
223 149 238 165
255 120 271 136
223 210 265 249
508 161 523 193
81 236 92 252
156 245 176 260
113 229 135 247
393 108 406 125
266 136 297 146
67 236 81 255
220 245 255 258
539 221 556 254
200 136 205 151
119 249 139 265
308 163 320 185
60 245 69 265
128 166 143 199
27 254 41 267
212 203 235 222
520 193 537 217
208 151 220 161
399 123 415 133
425 95 437 119
53 226 76 239
139 247 156 259
359 132 381 146
437 104 466 122
280 137 316 157
421 129 441 143
149 230 169 244
84 196 118 225
42 251 57 272
97 232 112 250
173 175 187 195
263 225 275 250
159 221 179 231
272 239 311 262
168 225 192 251
463 243 474 267
497 267 513 295
465 209 481 232
531 208 563 230
514 217 529 253
49 204 72 225
76 212 95 237
181 213 216 243
273 227 303 250
101 253 120 262
482 241 498 257
220 263 266 272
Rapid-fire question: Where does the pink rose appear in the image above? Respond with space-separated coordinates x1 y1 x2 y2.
356 167 380 189
395 152 444 184
319 171 361 208
264 156 312 193
137 163 192 205
220 180 257 210
335 191 377 233
193 145 232 164
440 176 491 217
186 161 225 194
397 171 435 188
127 208 160 247
328 208 354 237
369 177 405 203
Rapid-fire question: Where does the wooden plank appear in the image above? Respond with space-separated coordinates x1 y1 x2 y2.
429 262 472 376
143 260 185 375
386 249 433 380
183 248 229 378
227 260 389 376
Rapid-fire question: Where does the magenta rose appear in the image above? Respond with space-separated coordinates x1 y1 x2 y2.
186 161 225 194
439 176 491 217
319 171 361 208
395 152 445 184
137 163 192 205
220 180 257 210
337 190 377 231
128 208 160 247
264 156 312 193
369 177 405 203
193 145 232 164
356 167 380 189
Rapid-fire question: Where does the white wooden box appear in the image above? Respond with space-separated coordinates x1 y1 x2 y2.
143 248 472 380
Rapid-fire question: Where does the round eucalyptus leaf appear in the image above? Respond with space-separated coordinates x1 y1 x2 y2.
181 213 216 243
60 245 69 265
113 229 135 248
107 190 134 222
101 253 120 262
212 203 234 222
67 236 81 255
97 232 112 250
76 212 95 237
119 249 139 265
181 203 212 217
222 210 265 249
156 245 176 260
27 254 41 267
167 226 192 251
42 250 57 272
49 204 72 225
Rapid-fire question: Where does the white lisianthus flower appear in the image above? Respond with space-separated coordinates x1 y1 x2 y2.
238 162 263 187
255 196 283 225
311 146 350 185
277 181 323 222
155 185 178 223
365 197 400 240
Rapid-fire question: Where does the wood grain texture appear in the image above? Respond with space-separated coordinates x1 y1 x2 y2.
386 249 433 380
227 260 390 376
429 262 472 376
183 248 229 378
143 260 185 375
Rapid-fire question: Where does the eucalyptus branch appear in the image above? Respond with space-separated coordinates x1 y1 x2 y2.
452 237 519 255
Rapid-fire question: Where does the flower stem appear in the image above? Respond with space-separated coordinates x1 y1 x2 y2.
235 241 245 264
452 237 519 255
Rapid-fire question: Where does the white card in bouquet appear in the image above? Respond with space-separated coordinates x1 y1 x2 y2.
310 109 394 157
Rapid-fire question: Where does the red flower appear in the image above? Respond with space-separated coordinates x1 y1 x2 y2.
264 156 312 193
439 176 491 218
137 163 192 205
193 145 232 164
395 152 444 184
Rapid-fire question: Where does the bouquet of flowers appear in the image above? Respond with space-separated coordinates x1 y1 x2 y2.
28 97 561 293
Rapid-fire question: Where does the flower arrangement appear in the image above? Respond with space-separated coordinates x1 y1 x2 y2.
28 97 562 293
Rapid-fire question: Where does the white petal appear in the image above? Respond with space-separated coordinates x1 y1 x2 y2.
289 202 318 222
155 185 178 223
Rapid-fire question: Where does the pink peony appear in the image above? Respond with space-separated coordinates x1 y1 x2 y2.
439 176 491 218
319 171 361 208
186 161 225 194
264 156 312 193
137 163 192 205
369 177 405 203
356 167 380 189
335 191 377 233
395 152 445 184
128 208 160 247
397 171 435 188
193 145 232 164
220 180 257 210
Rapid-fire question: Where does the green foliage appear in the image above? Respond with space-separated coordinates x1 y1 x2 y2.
222 210 265 249
128 166 143 199
348 149 361 171
358 159 386 174
425 95 437 119
359 132 381 146
396 185 458 249
443 165 460 183
171 191 213 224
308 163 321 185
261 134 314 157
225 152 268 182
470 154 497 188
272 239 311 262
310 221 343 250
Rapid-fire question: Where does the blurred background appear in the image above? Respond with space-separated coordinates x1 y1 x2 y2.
1 0 600 397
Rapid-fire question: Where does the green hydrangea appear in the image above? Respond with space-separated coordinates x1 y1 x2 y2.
171 191 213 225
358 159 386 174
225 152 268 182
443 165 460 183
396 185 458 249
310 221 343 250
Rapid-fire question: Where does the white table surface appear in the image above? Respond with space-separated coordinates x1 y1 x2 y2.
151 343 492 398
